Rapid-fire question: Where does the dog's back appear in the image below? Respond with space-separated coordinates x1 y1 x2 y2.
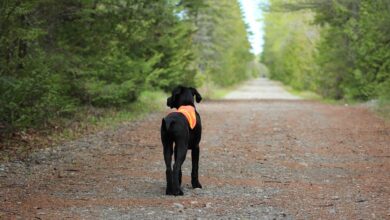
161 113 188 136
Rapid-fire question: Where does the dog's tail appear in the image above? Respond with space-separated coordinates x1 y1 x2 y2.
162 118 175 131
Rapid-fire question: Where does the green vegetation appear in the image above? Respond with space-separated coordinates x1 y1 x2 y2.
0 90 166 161
193 0 253 87
262 5 319 92
262 0 390 103
0 0 195 135
376 100 390 120
0 0 253 140
199 82 242 100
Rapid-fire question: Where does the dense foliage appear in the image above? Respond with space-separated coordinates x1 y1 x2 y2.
262 0 390 100
193 0 253 86
0 0 253 133
262 5 319 91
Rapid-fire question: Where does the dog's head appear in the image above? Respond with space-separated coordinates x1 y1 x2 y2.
167 86 202 109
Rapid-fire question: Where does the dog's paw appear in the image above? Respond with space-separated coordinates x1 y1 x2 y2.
192 180 202 189
173 188 184 196
166 188 173 195
167 187 184 196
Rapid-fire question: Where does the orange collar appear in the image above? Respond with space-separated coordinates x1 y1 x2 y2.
176 105 197 129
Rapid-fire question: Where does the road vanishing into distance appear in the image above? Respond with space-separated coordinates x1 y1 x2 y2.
1 78 389 219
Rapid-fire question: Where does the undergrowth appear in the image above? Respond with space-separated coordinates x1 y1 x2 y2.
0 90 166 162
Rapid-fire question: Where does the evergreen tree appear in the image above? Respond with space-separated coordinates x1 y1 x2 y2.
193 0 253 86
0 0 253 135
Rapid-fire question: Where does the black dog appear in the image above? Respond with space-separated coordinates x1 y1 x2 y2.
161 86 203 196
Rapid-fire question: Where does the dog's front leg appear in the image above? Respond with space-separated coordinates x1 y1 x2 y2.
191 145 202 188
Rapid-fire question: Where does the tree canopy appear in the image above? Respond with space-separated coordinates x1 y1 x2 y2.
262 0 390 100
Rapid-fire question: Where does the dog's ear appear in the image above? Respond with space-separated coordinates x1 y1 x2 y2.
190 87 202 103
166 96 173 108
167 86 183 108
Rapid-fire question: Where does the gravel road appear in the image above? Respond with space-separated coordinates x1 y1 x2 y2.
1 79 389 219
224 78 300 100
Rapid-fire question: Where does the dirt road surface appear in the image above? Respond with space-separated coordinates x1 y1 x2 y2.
1 79 390 219
224 78 300 100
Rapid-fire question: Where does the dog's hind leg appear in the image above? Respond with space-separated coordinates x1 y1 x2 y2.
161 123 174 195
174 147 183 186
172 140 187 196
191 145 202 189
163 139 174 195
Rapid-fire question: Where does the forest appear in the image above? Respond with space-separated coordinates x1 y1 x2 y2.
2 0 390 146
0 0 252 136
262 0 390 101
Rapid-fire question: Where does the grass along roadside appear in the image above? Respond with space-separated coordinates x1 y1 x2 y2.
281 83 322 101
281 81 367 104
199 81 246 100
0 82 242 163
0 90 167 162
281 81 390 121
375 100 390 121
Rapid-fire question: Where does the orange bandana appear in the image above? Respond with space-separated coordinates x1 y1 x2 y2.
176 105 197 129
